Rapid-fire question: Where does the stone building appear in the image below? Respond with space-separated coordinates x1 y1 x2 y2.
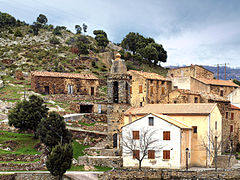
169 76 238 98
160 89 238 151
107 53 131 147
128 70 172 107
167 64 214 79
31 71 99 95
229 104 240 150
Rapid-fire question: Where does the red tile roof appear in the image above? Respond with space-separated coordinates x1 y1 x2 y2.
195 78 238 87
231 104 240 110
31 71 98 80
125 103 217 115
129 70 168 80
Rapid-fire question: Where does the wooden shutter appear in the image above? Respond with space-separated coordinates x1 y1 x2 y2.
130 86 132 94
133 150 140 159
231 113 234 120
148 150 155 159
163 131 170 140
139 85 143 93
163 150 170 160
133 131 140 140
162 87 165 94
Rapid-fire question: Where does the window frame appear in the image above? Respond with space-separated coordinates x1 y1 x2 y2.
148 150 155 159
148 117 154 126
163 150 170 160
133 131 140 140
163 131 170 140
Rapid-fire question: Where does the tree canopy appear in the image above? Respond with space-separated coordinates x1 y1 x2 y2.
75 25 82 34
121 32 167 65
8 95 48 137
36 14 48 26
93 30 109 51
46 143 73 179
0 11 17 28
37 111 72 150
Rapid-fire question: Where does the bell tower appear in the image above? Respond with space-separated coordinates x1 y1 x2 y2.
107 53 131 146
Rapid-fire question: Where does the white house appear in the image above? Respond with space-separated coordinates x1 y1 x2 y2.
121 113 192 169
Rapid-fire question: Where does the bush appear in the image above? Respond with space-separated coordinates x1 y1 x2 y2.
50 36 60 44
14 29 23 37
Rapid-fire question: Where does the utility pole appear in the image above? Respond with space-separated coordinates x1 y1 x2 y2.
225 63 226 80
217 64 219 80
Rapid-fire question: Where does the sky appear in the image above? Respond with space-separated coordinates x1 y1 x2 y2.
1 0 240 68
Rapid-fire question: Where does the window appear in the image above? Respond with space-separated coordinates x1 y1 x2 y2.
133 131 140 140
91 87 94 96
230 125 233 133
215 121 217 130
140 102 143 107
193 126 197 133
149 117 154 126
220 90 224 97
163 150 170 160
194 97 199 103
162 87 165 94
148 150 155 159
139 85 143 93
150 80 153 83
171 74 173 78
174 100 177 104
225 112 229 119
163 131 170 140
68 85 73 94
161 81 165 85
130 86 132 94
133 150 140 159
150 86 153 95
231 113 234 120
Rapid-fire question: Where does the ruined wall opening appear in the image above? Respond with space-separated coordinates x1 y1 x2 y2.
113 133 118 148
44 86 49 94
113 81 119 103
80 105 94 113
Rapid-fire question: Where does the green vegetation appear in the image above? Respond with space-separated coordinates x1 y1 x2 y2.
0 130 41 155
72 140 89 159
78 121 96 126
0 159 40 164
68 165 112 171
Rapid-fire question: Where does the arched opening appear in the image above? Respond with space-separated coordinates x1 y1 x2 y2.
113 81 119 103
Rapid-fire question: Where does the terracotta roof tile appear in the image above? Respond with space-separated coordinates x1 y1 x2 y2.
231 104 240 110
128 70 168 80
125 103 217 115
31 71 98 80
195 78 238 87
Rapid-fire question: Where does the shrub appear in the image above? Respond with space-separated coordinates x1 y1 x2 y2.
50 36 60 44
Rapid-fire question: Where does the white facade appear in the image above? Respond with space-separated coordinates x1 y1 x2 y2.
169 77 191 90
228 88 240 105
122 114 190 169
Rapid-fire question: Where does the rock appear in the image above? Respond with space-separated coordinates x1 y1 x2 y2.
84 165 95 171
0 80 3 88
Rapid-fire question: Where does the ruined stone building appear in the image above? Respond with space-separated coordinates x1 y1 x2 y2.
107 53 131 147
230 104 240 149
167 64 214 79
128 70 172 107
31 71 99 95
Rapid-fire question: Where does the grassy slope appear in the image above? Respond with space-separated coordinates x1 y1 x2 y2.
0 130 40 155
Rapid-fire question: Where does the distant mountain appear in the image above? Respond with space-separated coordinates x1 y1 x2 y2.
166 65 240 80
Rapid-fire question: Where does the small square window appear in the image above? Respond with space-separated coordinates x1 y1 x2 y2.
193 126 197 133
230 125 234 133
149 117 154 126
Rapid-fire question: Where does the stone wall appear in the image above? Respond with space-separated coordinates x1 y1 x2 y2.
78 156 121 168
31 75 99 96
15 173 71 180
167 65 214 79
100 169 240 180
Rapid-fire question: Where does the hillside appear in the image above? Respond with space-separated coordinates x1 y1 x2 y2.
0 12 168 82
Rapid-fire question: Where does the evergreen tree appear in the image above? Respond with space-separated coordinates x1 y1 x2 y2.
8 95 48 137
46 143 73 180
37 111 72 150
